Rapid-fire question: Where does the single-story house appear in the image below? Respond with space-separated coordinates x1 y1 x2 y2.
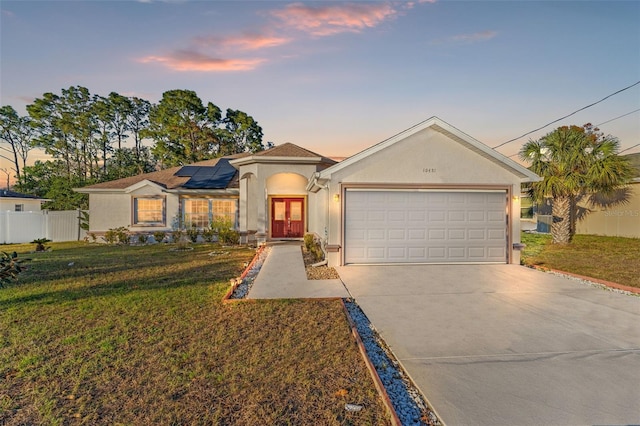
76 117 540 266
574 153 640 238
0 190 47 212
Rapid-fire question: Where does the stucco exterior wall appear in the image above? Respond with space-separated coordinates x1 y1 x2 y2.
237 162 319 240
88 193 132 232
575 183 640 238
0 199 42 212
318 128 524 266
88 184 180 233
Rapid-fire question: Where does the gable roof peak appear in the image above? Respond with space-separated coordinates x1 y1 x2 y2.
255 142 324 158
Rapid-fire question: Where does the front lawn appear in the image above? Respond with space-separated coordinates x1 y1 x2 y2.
521 233 640 288
0 242 390 425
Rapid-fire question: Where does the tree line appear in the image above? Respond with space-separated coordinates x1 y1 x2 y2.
0 87 269 209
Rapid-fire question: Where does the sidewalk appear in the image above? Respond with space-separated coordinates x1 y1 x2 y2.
247 242 350 299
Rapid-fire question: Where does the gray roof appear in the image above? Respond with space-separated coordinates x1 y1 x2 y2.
0 190 45 200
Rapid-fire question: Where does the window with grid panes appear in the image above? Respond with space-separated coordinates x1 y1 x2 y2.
133 197 165 225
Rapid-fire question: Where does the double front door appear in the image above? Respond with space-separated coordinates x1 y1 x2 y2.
271 197 304 238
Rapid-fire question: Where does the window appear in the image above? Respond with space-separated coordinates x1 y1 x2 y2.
182 198 237 229
15 204 24 212
212 200 236 223
133 197 165 225
184 199 210 228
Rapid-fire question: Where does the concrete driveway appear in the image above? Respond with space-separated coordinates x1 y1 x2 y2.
336 264 640 425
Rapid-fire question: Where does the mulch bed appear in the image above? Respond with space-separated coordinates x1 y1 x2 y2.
302 247 340 280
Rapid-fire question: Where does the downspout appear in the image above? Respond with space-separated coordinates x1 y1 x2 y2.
308 173 330 267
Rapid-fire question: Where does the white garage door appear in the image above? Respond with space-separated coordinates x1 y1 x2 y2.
344 189 507 264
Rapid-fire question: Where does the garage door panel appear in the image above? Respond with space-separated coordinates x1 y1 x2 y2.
448 229 465 239
410 229 427 239
345 190 507 264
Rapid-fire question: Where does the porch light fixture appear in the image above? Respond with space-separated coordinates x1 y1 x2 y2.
512 195 520 201
333 193 340 203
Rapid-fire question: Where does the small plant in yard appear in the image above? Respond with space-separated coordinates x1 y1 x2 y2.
186 225 199 243
171 228 184 244
31 238 51 252
105 226 130 245
153 231 166 243
304 233 324 262
304 233 315 252
211 218 239 245
137 233 149 244
201 226 216 242
0 251 30 288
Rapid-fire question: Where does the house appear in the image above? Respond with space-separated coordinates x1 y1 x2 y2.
0 190 47 212
77 117 540 266
573 152 640 238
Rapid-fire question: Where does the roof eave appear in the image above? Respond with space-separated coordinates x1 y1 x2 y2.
230 156 323 167
319 116 541 182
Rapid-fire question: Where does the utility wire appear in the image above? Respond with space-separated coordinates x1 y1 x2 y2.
596 108 640 126
493 80 640 149
620 143 640 154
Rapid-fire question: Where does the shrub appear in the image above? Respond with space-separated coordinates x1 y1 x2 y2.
31 238 51 252
304 233 315 252
137 234 149 244
0 251 30 288
171 229 184 244
186 226 199 243
210 218 239 245
153 231 166 243
303 233 324 262
201 226 216 243
219 228 240 245
105 227 130 245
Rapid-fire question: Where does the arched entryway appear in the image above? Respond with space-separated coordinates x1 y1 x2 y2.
266 173 308 239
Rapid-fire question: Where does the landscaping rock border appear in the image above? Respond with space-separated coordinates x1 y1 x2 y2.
343 299 440 426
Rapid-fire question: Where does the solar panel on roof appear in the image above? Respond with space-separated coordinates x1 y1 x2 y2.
175 166 201 177
182 158 237 189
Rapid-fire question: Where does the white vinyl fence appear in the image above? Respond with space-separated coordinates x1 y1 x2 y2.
0 210 87 244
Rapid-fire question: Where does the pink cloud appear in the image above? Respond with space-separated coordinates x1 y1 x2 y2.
194 33 292 51
138 50 265 72
451 30 498 43
270 2 399 36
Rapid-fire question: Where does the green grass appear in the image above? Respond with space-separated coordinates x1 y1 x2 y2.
0 242 390 425
521 233 640 288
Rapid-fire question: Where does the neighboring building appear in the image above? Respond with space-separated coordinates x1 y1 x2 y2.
0 190 46 212
77 117 540 266
574 153 640 238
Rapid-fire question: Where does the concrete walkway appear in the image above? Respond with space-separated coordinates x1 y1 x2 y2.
247 242 350 299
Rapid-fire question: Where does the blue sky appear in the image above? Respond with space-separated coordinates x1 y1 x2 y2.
1 0 639 172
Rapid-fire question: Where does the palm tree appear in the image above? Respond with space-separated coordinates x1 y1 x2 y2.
520 124 633 244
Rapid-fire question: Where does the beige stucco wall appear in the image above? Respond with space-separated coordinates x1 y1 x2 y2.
575 183 640 238
318 127 525 266
238 162 319 240
88 184 180 233
0 199 42 211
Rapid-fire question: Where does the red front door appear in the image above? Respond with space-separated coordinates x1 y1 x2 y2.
271 198 304 238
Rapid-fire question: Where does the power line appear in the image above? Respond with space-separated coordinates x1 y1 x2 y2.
493 80 640 149
620 143 640 154
596 108 640 126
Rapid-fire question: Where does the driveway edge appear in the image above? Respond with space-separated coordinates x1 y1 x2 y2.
528 265 640 294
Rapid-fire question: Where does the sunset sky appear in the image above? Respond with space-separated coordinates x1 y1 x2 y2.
1 0 639 175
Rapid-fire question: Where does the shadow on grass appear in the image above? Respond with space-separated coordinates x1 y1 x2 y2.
0 245 254 309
